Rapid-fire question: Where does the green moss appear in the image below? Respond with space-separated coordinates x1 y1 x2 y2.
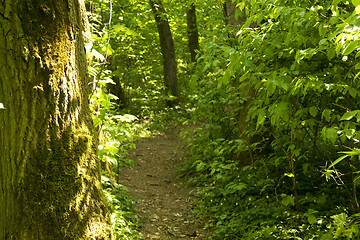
1 1 112 239
15 123 111 239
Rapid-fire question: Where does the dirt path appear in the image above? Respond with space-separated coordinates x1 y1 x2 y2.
119 126 208 240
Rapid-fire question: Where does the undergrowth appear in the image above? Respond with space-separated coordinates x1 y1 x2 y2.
86 0 360 239
176 1 360 239
179 122 360 239
89 67 190 238
90 76 147 239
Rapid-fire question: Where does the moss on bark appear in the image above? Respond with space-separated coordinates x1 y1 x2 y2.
0 1 113 239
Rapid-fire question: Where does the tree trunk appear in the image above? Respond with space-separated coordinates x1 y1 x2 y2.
149 0 179 106
187 3 199 63
0 1 113 239
107 56 127 109
222 1 253 166
223 0 246 30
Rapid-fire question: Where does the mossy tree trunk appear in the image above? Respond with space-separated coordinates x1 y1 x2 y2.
149 0 179 107
0 1 113 239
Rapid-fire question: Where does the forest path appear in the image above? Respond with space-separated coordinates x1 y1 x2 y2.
119 125 208 240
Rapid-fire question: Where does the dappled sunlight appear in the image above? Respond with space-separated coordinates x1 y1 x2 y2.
2 0 359 239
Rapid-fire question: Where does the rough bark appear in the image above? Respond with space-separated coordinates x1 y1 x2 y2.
149 0 179 106
0 1 113 239
186 3 199 63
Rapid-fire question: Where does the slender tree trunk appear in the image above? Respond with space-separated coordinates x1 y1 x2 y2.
0 1 113 239
223 0 246 29
223 0 246 47
149 0 179 106
222 1 253 166
187 3 199 63
107 56 127 109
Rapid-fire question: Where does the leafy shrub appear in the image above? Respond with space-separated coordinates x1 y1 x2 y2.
179 0 360 239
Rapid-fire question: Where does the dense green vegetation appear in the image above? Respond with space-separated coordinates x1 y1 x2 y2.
86 0 360 239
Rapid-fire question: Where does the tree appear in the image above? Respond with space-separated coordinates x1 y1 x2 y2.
186 2 199 63
223 0 246 30
0 1 113 239
222 0 253 166
149 0 179 106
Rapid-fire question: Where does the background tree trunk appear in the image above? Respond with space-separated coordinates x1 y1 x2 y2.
107 56 127 109
0 1 113 239
149 0 179 106
187 3 199 63
223 0 246 30
222 1 253 166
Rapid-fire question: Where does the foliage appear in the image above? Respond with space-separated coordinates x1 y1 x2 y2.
102 176 143 240
86 0 162 238
87 0 178 114
85 1 196 238
84 0 360 239
178 0 360 239
89 48 146 239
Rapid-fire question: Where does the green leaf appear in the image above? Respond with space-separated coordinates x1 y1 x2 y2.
101 45 113 55
196 162 206 172
308 214 317 224
281 194 295 206
272 101 289 122
327 48 336 60
356 5 360 14
227 182 247 192
352 0 360 7
112 114 137 122
88 66 98 76
331 213 347 228
93 117 101 128
327 154 349 169
309 106 318 117
342 41 359 56
325 169 333 181
284 173 294 178
340 111 358 121
212 59 220 67
218 70 231 88
91 49 105 62
319 39 328 50
349 88 358 98
339 149 360 156
256 109 266 129
356 51 360 59
322 127 338 143
319 24 327 37
322 109 331 122
317 195 327 205
320 233 333 240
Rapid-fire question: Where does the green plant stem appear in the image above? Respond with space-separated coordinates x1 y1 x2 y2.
350 159 360 211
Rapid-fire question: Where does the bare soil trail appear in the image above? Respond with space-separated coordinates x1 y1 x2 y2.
119 126 208 240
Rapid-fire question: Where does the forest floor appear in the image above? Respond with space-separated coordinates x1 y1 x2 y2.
119 125 209 240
